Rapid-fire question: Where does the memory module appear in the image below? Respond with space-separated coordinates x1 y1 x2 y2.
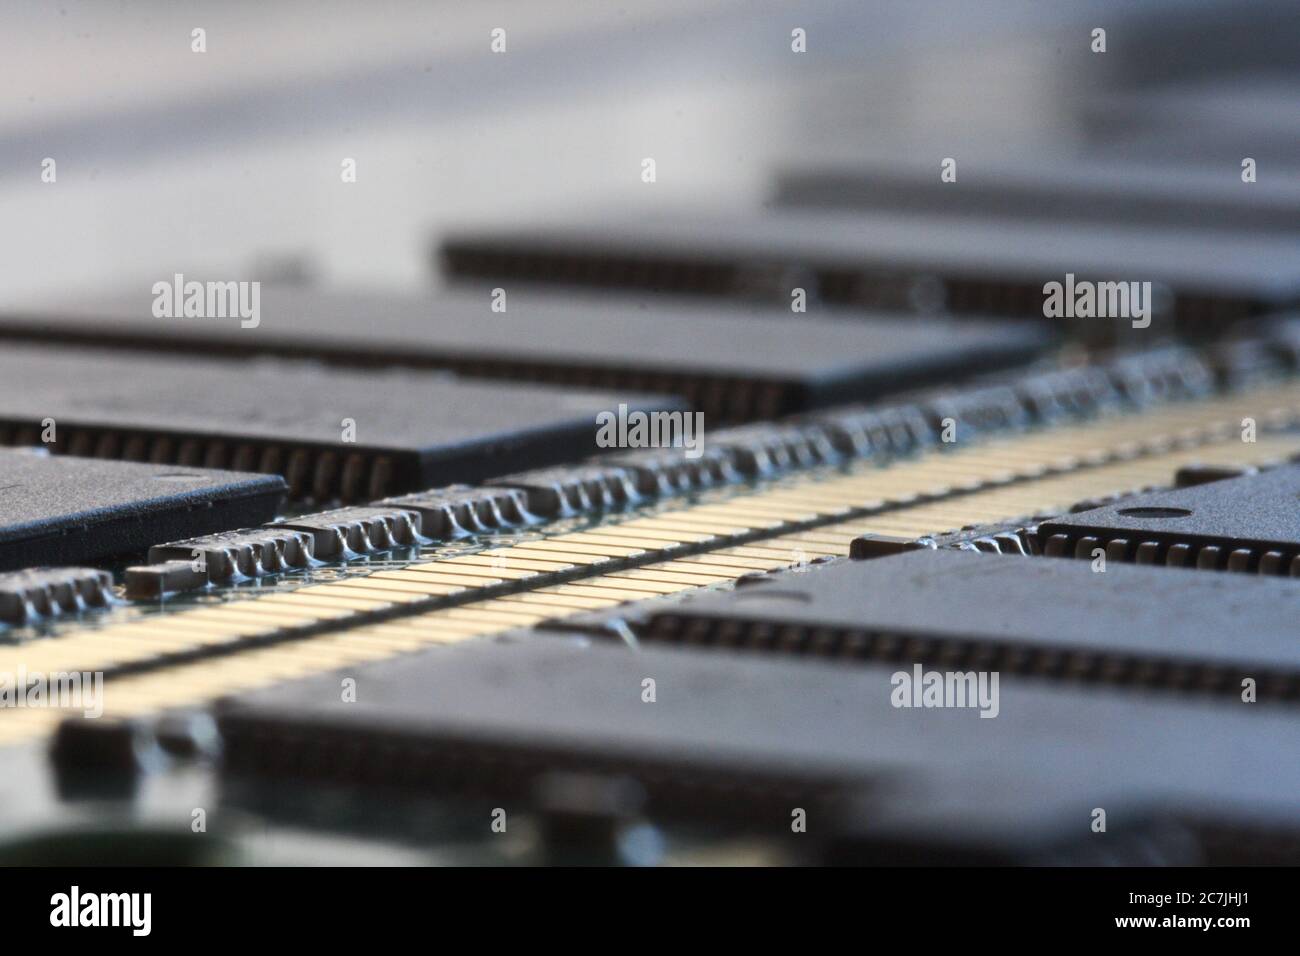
8 0 1300 884
5 384 1300 748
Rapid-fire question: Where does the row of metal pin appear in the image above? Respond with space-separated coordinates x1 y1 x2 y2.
2 382 1300 742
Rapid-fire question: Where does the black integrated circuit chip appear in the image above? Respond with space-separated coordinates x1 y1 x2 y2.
0 345 683 501
215 632 1300 857
438 211 1300 339
773 153 1300 233
590 549 1300 698
0 289 1050 421
0 448 285 571
1037 463 1300 573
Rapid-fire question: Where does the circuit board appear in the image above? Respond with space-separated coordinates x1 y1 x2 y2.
2 1 1300 880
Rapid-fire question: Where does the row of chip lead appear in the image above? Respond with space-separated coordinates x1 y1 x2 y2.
125 487 534 597
117 343 1290 601
4 430 1300 744
0 426 403 503
485 343 1227 516
0 568 115 625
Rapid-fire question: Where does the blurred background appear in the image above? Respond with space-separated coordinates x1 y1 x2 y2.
2 0 1296 301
